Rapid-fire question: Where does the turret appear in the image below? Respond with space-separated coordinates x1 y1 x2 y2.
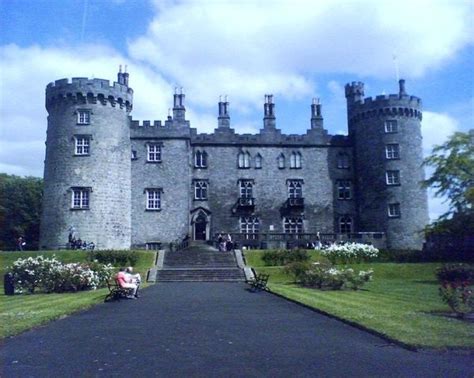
310 98 323 129
263 94 276 129
347 80 428 250
173 88 186 121
217 96 230 129
40 71 133 249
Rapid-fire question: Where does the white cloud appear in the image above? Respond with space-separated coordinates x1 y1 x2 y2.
129 0 472 103
421 111 459 156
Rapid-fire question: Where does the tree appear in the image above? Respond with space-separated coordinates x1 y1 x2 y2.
0 174 43 250
422 131 473 236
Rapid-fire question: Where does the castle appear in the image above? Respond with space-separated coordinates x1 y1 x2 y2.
40 69 429 250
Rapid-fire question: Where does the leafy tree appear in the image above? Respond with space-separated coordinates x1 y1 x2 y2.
422 131 473 236
0 174 43 250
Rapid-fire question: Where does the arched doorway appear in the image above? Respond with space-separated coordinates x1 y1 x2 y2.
195 212 207 240
191 208 211 241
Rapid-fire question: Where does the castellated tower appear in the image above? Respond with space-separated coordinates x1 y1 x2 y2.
40 72 133 249
345 80 429 250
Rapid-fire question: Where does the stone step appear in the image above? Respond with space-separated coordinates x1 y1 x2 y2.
157 268 245 282
164 251 237 268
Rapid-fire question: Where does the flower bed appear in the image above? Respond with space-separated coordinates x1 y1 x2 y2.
284 261 373 290
9 255 114 294
320 242 379 264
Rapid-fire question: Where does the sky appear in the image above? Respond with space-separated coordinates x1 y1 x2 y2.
0 0 472 220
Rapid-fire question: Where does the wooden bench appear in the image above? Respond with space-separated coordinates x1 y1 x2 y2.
247 272 270 292
104 279 133 302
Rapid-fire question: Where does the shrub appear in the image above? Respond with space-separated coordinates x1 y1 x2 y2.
320 243 379 264
283 261 312 282
341 268 374 290
9 255 114 294
88 250 138 267
436 263 474 284
262 249 310 266
436 263 474 318
285 260 373 290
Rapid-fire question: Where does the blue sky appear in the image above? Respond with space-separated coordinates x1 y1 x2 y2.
0 0 472 220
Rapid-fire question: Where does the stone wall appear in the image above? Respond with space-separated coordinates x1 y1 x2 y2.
41 80 132 249
130 138 191 247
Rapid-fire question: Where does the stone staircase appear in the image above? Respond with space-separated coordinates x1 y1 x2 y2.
156 243 246 282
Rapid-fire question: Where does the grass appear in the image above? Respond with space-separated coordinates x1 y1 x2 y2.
0 249 156 338
244 250 473 350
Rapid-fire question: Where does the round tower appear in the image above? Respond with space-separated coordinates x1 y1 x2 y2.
345 80 428 250
40 72 133 249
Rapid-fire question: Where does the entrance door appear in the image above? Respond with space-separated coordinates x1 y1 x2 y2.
194 212 207 240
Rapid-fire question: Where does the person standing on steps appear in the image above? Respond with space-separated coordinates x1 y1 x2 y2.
226 234 233 251
218 233 225 252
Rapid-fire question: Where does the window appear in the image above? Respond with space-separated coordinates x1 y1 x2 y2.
339 216 353 233
195 150 207 168
386 170 400 185
337 180 352 200
74 136 90 155
147 144 162 162
238 151 251 168
131 150 138 160
385 120 398 133
194 181 208 200
240 217 260 237
277 153 285 169
255 154 262 169
337 153 350 169
290 151 302 169
240 180 253 198
288 180 303 198
71 187 90 209
146 189 162 210
388 203 401 217
77 110 91 125
284 217 303 234
385 144 400 159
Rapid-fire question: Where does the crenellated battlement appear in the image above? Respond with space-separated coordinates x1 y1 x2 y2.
346 79 422 123
348 95 422 123
46 77 133 112
130 120 163 128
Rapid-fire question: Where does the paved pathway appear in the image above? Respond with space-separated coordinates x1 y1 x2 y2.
1 283 472 377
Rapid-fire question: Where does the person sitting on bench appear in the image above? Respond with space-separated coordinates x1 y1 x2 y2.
116 268 138 299
124 266 141 298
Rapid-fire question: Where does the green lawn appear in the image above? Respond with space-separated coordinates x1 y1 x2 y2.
0 250 156 338
245 250 473 349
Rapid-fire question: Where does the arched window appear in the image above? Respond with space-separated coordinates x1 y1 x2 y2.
339 216 352 233
194 181 208 200
194 150 208 168
255 153 262 169
290 151 302 169
238 150 251 168
337 153 350 169
277 153 285 169
288 180 303 198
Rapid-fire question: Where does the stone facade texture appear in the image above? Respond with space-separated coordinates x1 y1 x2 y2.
40 72 429 250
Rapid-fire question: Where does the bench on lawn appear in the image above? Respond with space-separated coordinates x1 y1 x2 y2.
247 271 269 292
104 279 133 302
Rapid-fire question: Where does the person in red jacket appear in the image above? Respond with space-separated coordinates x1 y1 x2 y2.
115 268 138 299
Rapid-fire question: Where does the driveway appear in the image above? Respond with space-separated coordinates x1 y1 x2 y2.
1 283 472 377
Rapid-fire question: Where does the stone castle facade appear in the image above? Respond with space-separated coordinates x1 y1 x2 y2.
40 69 429 250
